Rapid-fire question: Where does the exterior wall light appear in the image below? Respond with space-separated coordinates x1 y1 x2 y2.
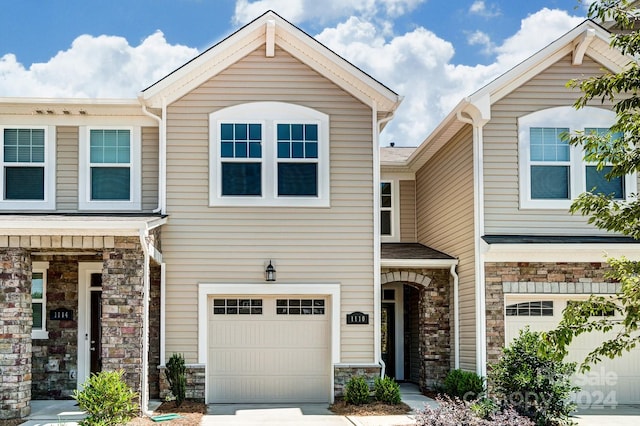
265 260 276 282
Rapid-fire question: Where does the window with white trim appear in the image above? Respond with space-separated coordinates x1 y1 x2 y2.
381 181 392 236
210 102 330 207
79 126 141 210
31 261 49 339
0 126 56 210
518 106 637 209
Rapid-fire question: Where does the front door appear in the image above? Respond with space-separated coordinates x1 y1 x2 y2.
381 303 396 379
89 276 102 374
78 263 103 387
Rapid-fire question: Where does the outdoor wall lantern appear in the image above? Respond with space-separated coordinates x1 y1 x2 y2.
265 260 276 282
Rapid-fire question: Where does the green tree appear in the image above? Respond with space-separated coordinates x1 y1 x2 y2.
544 0 640 371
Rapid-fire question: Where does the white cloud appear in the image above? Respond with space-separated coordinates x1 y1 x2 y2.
317 8 584 146
466 30 494 55
233 0 425 25
0 7 586 147
0 31 197 98
469 1 501 18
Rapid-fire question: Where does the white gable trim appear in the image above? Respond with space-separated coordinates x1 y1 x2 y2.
140 11 400 113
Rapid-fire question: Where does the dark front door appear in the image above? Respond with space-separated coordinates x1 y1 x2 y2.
90 273 102 374
381 303 395 379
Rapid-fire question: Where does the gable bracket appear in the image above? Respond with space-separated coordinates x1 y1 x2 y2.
573 28 596 65
266 19 275 57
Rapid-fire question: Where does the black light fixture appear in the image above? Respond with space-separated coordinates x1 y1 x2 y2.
265 260 276 282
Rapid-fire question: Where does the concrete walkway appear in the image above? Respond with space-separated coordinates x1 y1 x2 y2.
18 391 640 425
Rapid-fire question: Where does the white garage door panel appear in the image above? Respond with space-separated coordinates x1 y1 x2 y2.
207 296 330 403
506 296 640 405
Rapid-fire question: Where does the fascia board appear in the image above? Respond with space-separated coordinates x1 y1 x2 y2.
381 258 458 268
141 25 265 107
0 216 167 236
274 26 401 112
468 22 621 106
483 242 640 262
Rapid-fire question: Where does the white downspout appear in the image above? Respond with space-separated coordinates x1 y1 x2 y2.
140 98 167 214
450 264 460 369
375 107 396 378
457 110 487 377
139 227 153 417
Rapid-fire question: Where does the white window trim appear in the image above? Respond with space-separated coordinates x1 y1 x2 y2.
518 106 636 209
380 179 400 242
31 261 50 340
0 125 56 210
209 102 330 207
78 126 141 211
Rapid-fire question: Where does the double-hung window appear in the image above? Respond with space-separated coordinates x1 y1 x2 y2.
381 182 392 236
0 126 56 209
220 123 262 196
31 261 49 339
210 102 329 207
276 123 318 196
79 127 141 210
519 106 636 209
584 128 625 200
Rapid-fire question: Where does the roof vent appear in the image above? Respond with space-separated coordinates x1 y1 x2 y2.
390 142 395 147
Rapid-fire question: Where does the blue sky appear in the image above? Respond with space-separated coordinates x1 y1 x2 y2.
0 0 589 145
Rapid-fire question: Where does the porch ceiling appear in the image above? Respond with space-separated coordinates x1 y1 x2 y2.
0 214 167 236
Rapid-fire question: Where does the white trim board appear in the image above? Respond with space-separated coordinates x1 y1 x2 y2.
483 243 640 262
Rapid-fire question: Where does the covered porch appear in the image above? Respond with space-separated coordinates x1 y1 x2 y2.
0 215 165 420
380 243 458 390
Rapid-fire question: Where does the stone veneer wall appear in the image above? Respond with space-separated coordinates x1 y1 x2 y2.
334 365 381 397
381 268 451 391
148 263 161 399
159 365 206 402
485 261 616 367
0 248 31 419
101 236 145 396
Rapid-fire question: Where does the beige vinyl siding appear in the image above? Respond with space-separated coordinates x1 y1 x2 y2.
399 180 416 242
163 46 375 363
56 126 79 211
484 53 633 235
141 127 159 211
416 125 476 371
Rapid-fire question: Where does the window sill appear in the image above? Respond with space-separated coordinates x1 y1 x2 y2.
31 330 49 340
209 196 330 208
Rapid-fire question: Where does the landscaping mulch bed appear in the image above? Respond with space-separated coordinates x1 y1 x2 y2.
329 400 412 416
127 401 207 426
0 420 24 426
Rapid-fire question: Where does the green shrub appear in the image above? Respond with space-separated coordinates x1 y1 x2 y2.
166 353 187 406
443 369 485 400
374 376 401 405
73 370 138 426
470 396 498 419
344 376 370 405
490 327 578 426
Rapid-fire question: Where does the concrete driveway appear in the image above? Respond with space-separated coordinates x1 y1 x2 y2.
202 404 352 425
573 405 640 426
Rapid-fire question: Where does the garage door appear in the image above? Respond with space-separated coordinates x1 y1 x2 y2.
207 296 330 403
505 296 640 405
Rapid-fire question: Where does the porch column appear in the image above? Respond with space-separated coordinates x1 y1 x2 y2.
101 237 145 396
0 248 32 419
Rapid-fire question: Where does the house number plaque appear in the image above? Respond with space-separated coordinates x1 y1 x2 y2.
346 311 369 325
50 308 73 321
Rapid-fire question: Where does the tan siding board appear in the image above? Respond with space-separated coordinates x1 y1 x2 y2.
164 46 375 363
142 127 159 211
399 180 416 242
55 126 79 211
416 125 476 371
